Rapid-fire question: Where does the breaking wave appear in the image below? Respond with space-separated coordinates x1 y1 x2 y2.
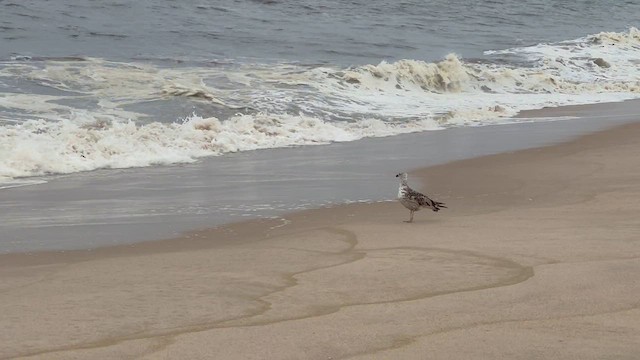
1 28 639 183
0 113 441 181
327 27 640 99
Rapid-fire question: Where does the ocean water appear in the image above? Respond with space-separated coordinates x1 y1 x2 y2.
1 0 639 185
1 1 640 252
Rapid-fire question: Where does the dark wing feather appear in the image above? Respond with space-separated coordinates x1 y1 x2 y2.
406 186 447 211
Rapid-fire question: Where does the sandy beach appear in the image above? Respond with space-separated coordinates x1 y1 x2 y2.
3 3 640 359
2 117 640 359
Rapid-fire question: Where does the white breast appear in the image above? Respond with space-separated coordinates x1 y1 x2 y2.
397 184 406 199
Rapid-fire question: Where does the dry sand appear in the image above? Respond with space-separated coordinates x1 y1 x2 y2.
1 120 640 359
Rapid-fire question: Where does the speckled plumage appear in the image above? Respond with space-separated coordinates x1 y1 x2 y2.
396 172 446 222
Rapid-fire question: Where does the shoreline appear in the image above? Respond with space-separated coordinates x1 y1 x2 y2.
2 99 640 263
2 109 640 358
3 99 640 254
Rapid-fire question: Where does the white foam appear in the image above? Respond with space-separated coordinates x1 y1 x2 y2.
0 113 443 180
483 27 640 86
1 28 639 183
311 28 640 120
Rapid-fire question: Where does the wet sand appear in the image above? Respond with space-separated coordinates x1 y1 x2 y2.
2 112 640 358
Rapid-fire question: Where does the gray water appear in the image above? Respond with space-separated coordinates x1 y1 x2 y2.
2 0 638 65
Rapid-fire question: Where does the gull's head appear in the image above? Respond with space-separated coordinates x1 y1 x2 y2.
396 172 408 182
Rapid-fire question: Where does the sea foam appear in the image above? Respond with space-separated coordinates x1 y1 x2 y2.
0 114 441 181
1 28 639 183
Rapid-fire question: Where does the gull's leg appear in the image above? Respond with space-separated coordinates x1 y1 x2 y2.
405 210 414 223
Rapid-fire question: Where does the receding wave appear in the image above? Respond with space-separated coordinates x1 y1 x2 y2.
1 28 639 183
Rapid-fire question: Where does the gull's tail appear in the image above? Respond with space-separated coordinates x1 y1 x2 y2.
431 200 447 212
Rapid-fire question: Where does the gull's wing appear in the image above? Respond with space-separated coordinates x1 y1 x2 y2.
405 186 447 211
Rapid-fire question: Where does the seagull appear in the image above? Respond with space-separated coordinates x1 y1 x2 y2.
396 172 446 223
